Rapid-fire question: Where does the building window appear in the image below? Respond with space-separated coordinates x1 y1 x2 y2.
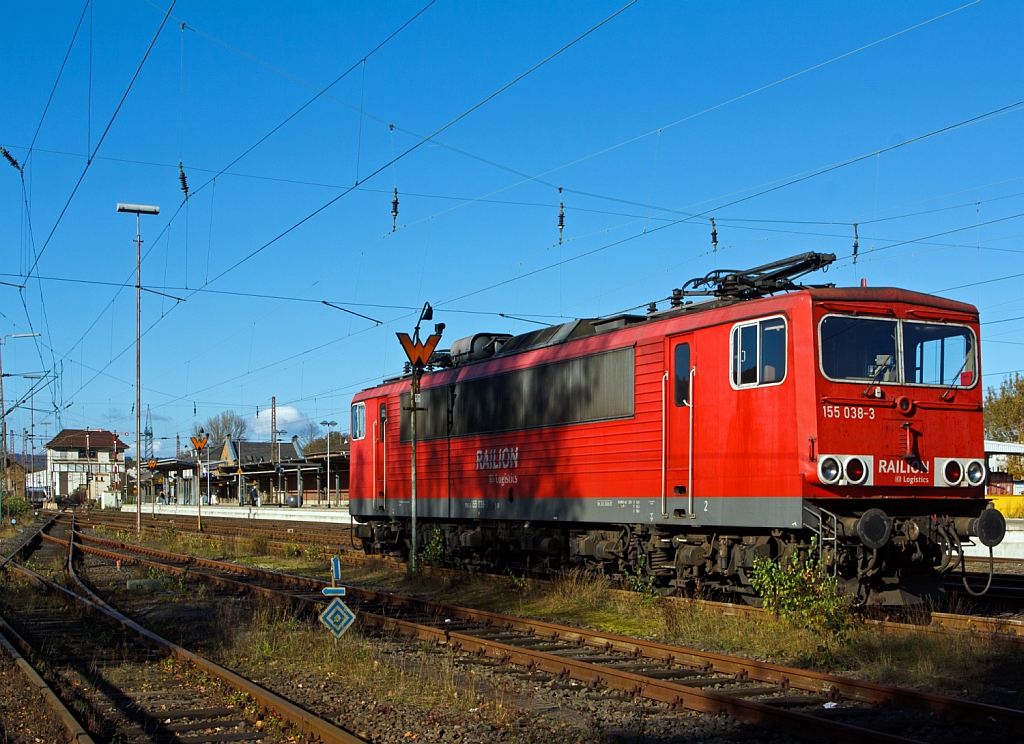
351 402 366 440
731 317 787 388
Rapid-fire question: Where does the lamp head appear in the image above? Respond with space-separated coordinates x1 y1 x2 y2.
116 203 160 215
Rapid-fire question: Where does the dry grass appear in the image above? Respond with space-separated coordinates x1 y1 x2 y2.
217 601 522 723
131 529 1024 708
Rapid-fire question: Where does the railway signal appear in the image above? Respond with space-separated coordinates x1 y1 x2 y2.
397 302 444 573
191 432 208 532
147 459 159 518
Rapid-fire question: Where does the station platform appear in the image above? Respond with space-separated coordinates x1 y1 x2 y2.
963 518 1024 560
119 502 351 524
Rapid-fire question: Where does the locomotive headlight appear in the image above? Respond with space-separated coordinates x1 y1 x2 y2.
820 457 841 484
943 459 963 486
845 457 867 485
966 460 986 486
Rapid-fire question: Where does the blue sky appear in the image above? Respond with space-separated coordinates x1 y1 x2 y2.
2 1 1022 454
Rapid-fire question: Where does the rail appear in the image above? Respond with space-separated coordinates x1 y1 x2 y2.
58 528 1024 742
3 541 365 744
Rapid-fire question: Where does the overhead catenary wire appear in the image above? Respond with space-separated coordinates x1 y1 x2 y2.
26 0 987 407
434 98 1024 310
45 0 646 411
25 1 177 279
22 4 1015 425
46 96 1024 417
0 0 443 437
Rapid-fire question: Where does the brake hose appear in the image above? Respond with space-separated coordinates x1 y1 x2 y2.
960 545 994 597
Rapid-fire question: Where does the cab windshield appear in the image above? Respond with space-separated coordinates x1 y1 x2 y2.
819 316 976 387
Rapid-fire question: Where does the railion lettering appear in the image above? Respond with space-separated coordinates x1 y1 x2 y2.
878 459 929 475
475 447 520 470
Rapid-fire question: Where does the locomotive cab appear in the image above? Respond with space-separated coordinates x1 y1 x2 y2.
805 288 1004 602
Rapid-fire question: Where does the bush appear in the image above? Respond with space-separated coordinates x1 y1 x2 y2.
422 527 448 567
2 495 31 519
750 538 853 658
623 553 659 606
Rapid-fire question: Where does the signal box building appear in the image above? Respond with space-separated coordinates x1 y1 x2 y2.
44 429 129 502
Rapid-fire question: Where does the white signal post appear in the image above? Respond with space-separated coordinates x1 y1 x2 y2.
191 431 208 532
117 202 159 536
320 419 337 506
396 303 443 574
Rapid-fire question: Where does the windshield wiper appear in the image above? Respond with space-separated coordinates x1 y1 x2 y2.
862 354 895 398
939 355 972 401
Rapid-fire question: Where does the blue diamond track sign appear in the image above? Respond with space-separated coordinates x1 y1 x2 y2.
320 597 356 638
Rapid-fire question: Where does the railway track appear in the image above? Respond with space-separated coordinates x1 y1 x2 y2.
66 510 1024 647
0 519 365 744
53 523 1024 744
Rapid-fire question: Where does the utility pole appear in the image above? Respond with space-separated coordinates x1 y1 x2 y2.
0 332 40 518
396 303 443 573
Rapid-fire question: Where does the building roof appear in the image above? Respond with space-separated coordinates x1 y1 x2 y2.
227 439 301 464
303 436 351 457
46 429 129 451
985 439 1024 455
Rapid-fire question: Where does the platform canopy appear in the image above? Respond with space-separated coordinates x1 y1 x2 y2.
985 439 1024 455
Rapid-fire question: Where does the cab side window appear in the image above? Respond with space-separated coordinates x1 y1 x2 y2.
732 317 787 387
351 403 366 440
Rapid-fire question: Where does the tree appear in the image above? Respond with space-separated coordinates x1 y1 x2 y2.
193 410 248 443
304 431 347 455
298 420 321 450
984 373 1024 479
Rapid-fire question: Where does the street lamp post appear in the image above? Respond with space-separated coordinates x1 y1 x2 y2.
0 332 40 518
320 420 337 507
117 202 160 536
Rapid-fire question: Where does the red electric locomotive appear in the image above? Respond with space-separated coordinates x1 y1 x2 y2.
350 253 1005 604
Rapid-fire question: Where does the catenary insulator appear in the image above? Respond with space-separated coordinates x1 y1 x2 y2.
557 187 564 245
1 147 20 171
853 223 859 264
391 187 399 232
710 217 717 252
178 162 189 199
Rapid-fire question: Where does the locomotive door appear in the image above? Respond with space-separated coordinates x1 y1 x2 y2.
666 335 695 518
374 400 387 510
